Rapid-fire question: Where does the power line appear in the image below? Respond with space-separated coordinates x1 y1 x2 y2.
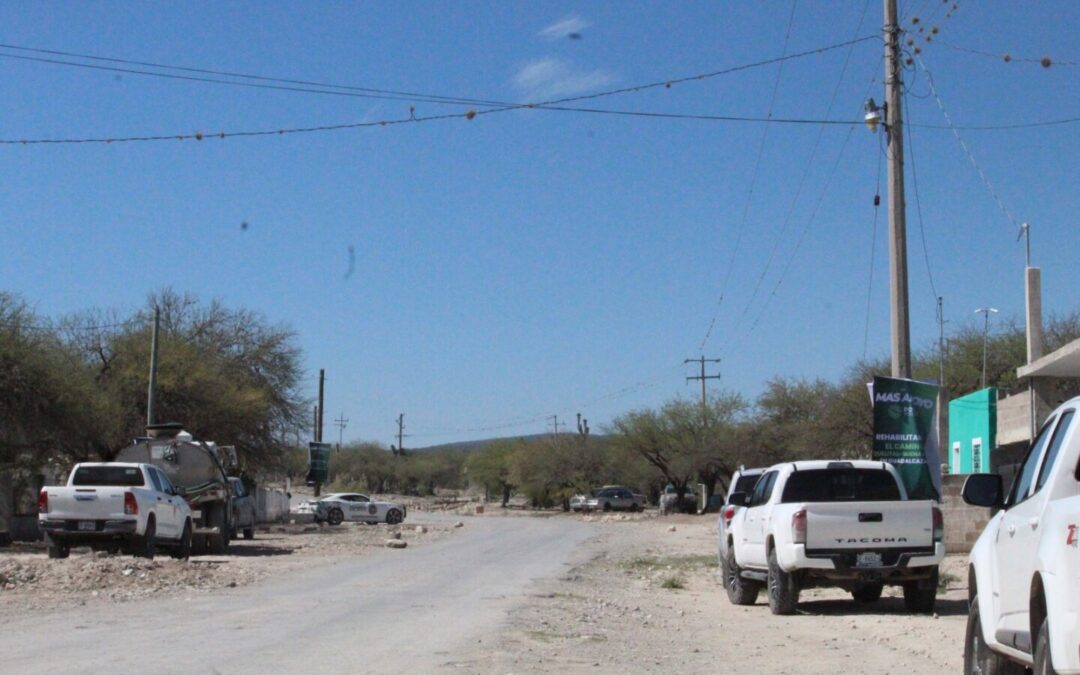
698 0 800 353
903 86 939 302
717 10 877 353
936 40 1078 67
1 35 881 145
917 56 1019 228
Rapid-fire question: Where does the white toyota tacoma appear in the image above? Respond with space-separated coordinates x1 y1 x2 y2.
962 395 1080 674
725 459 944 615
38 462 193 560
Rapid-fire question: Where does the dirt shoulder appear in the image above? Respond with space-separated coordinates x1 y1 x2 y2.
472 512 968 674
0 516 456 613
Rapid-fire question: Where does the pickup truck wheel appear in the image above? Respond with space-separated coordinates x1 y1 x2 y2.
964 594 1024 675
171 520 192 561
327 508 344 526
243 527 255 540
132 519 156 559
46 535 70 560
852 583 884 603
724 546 760 605
386 509 403 525
767 547 799 615
902 566 938 614
1034 619 1058 675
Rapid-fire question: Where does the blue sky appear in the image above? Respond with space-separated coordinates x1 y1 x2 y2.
2 1 1077 446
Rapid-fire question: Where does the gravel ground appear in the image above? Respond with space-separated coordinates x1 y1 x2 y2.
0 517 454 612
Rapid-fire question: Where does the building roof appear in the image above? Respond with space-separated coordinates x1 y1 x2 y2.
1017 337 1080 379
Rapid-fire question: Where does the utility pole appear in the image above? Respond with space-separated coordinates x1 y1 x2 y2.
884 0 911 379
395 414 406 456
146 305 160 427
684 356 722 412
936 297 948 462
316 369 325 443
975 308 999 390
547 415 563 441
334 413 349 452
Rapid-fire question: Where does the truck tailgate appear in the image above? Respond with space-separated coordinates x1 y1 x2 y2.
45 488 127 520
805 500 934 550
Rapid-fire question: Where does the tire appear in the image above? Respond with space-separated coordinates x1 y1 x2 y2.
724 545 760 606
243 527 254 540
46 535 70 560
852 583 884 603
1034 619 1059 675
602 502 612 512
171 520 192 561
208 504 229 554
630 503 641 513
767 546 799 615
132 518 156 559
903 566 938 614
327 507 344 526
386 509 403 525
964 594 1025 675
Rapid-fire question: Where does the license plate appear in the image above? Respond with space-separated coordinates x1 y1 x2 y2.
78 521 96 531
856 552 883 568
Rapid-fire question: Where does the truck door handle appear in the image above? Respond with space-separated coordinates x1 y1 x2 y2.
1007 524 1016 535
1029 517 1040 529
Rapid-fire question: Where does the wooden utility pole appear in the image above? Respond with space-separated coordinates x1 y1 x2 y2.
684 356 721 411
396 414 406 456
146 305 160 426
884 0 912 378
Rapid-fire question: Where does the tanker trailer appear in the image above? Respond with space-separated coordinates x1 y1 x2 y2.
114 423 236 554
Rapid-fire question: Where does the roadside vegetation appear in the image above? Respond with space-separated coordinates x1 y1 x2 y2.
4 287 1079 507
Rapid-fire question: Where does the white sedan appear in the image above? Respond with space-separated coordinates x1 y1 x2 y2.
313 493 407 526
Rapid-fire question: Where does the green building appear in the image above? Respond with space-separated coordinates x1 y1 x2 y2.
948 387 997 474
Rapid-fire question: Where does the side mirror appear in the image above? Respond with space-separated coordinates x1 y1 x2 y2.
728 491 750 507
962 474 1003 508
172 485 187 497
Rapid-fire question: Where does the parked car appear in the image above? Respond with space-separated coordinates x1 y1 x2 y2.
725 460 944 615
586 486 645 512
313 493 407 525
962 395 1080 674
229 477 256 541
717 467 766 568
38 462 193 560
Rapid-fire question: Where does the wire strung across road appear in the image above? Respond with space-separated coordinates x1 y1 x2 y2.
0 35 882 145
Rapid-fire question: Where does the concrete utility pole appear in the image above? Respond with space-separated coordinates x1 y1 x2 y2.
146 305 160 426
884 0 912 379
396 414 406 456
316 369 325 443
684 356 721 411
334 413 349 452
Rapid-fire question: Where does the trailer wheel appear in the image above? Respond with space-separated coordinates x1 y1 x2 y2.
243 527 254 540
208 505 229 554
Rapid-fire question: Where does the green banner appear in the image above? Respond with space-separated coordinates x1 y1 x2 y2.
871 376 941 501
306 442 331 486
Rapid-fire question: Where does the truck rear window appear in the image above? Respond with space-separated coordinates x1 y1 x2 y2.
780 469 901 503
72 466 145 487
733 474 762 495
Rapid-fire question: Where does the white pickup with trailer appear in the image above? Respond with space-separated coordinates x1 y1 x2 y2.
38 462 193 560
725 459 944 615
963 395 1080 674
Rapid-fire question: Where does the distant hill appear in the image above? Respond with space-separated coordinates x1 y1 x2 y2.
411 433 605 454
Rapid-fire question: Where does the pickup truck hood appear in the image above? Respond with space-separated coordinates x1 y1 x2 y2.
804 500 934 550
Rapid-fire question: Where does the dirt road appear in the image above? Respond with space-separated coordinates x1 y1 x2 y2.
0 511 969 674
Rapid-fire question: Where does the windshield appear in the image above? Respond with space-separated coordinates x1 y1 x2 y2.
780 469 901 503
72 466 145 487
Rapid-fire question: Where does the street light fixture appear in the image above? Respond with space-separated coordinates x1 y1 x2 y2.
864 98 884 134
974 307 999 390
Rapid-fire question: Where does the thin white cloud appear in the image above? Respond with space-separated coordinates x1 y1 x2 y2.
538 15 590 40
512 57 613 100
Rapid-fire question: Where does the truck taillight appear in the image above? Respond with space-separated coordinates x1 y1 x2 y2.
38 489 48 514
792 509 807 545
124 492 138 516
932 507 944 543
722 505 737 526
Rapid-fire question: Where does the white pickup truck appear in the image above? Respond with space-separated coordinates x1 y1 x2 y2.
38 462 193 560
725 459 944 615
962 395 1080 674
